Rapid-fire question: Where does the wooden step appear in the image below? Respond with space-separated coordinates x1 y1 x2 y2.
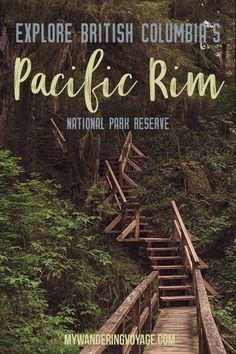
149 256 181 260
160 295 195 302
146 247 179 251
125 216 152 220
159 285 192 290
126 202 140 206
141 238 171 242
152 265 185 270
159 275 189 280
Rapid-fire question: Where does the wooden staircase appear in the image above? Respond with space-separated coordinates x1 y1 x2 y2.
145 238 195 306
103 131 217 305
81 131 226 354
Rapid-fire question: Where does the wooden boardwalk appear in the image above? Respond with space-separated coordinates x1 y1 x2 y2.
81 131 226 354
144 307 198 354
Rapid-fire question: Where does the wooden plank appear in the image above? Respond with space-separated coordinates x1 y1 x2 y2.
122 172 138 187
103 192 114 205
159 285 192 290
159 275 189 280
161 296 195 302
106 175 113 190
171 201 199 265
152 265 185 270
117 220 136 241
140 307 150 329
119 132 132 174
204 280 219 298
104 213 122 233
194 268 226 354
144 307 197 354
131 143 146 158
127 157 142 172
50 118 66 142
199 257 209 269
151 293 158 309
188 231 194 240
184 245 193 271
141 238 171 242
213 315 236 336
114 193 122 211
174 219 182 240
105 160 127 204
119 131 132 162
123 326 138 354
221 337 236 354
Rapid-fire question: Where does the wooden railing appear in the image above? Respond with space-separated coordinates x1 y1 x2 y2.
171 201 226 354
80 271 159 354
104 160 127 211
104 131 146 240
50 118 67 153
195 269 226 354
119 131 132 174
172 200 200 270
117 205 141 242
118 131 145 188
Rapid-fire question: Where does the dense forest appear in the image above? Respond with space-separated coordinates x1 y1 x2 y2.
0 0 236 353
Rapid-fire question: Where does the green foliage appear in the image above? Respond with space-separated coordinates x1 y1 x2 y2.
213 303 236 348
0 150 144 353
84 183 117 217
193 214 232 250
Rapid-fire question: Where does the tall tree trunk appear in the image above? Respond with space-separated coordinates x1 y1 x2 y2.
14 85 32 166
222 42 227 75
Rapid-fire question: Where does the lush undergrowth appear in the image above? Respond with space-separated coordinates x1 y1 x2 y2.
0 150 145 353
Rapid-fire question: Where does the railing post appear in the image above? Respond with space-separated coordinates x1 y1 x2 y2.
132 297 141 354
114 321 125 354
152 272 159 332
146 284 152 333
192 264 197 296
155 274 159 313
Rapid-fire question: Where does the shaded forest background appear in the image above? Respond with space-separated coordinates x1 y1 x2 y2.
0 0 236 353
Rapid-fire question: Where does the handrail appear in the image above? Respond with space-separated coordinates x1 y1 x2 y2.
118 131 141 188
171 200 199 265
195 269 226 354
80 271 159 354
172 201 226 354
119 131 132 166
50 118 67 153
117 205 141 241
105 160 127 205
50 118 66 142
117 219 136 241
